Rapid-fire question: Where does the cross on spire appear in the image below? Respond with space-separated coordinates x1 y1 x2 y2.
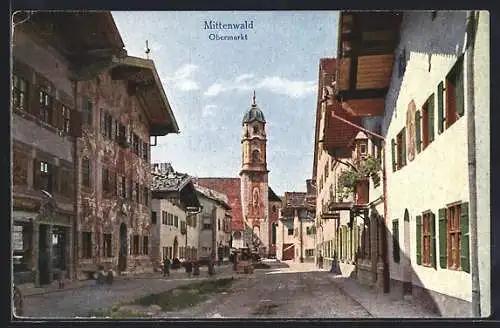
145 40 151 59
252 90 256 106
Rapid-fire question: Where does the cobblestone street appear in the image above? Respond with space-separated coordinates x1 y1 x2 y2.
21 262 437 319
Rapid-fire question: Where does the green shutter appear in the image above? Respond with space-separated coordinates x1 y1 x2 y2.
391 138 397 171
415 110 422 153
430 212 437 268
402 128 407 166
460 202 470 273
437 82 444 134
392 220 400 263
438 208 447 269
456 59 465 117
428 95 435 143
416 215 422 265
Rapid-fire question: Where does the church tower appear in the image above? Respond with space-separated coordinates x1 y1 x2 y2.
240 91 269 255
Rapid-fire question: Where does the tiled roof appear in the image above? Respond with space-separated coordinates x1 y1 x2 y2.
196 178 244 231
268 186 282 202
194 184 231 210
151 163 191 192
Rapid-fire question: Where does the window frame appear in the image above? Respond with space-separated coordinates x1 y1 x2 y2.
12 74 28 111
422 212 433 267
447 203 462 270
103 233 112 258
81 231 92 259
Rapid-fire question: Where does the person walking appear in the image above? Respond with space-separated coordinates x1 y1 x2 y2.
185 258 193 278
163 256 171 278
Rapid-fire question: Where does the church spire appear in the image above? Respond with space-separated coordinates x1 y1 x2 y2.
252 90 256 106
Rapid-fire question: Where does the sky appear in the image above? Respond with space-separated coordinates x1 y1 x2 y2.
112 11 339 195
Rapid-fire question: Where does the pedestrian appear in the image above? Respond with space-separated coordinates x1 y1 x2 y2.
318 252 324 270
163 256 171 277
185 258 193 278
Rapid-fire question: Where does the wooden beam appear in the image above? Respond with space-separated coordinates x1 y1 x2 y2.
348 14 359 91
337 88 388 100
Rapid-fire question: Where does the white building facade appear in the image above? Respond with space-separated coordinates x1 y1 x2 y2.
383 11 490 317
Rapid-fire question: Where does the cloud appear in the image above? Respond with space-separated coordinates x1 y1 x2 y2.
257 76 316 98
203 74 315 99
235 73 255 83
202 104 217 117
204 83 224 97
168 64 200 91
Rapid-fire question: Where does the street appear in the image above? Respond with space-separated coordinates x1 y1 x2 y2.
20 262 437 319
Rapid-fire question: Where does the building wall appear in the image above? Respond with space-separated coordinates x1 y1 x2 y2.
151 198 187 264
268 200 281 256
383 11 473 315
76 69 153 276
472 11 490 317
12 27 76 285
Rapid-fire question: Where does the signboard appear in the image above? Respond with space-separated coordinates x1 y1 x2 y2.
406 100 417 162
12 225 23 251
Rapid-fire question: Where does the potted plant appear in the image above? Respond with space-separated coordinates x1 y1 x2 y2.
337 155 381 200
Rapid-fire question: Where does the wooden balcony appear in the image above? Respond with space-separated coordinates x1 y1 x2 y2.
335 11 403 117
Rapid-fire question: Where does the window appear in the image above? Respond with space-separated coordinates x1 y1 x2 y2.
81 158 91 188
272 205 277 213
39 90 53 124
37 160 53 192
121 176 127 198
416 211 435 268
133 134 140 156
287 228 293 236
162 211 167 225
421 94 435 149
135 183 140 203
359 140 368 157
142 141 149 161
393 128 406 171
203 217 212 230
82 97 93 126
445 56 464 129
81 232 92 259
118 124 127 147
151 211 157 224
447 204 461 270
305 249 314 257
167 213 173 226
101 111 113 139
181 221 186 231
392 219 400 263
174 215 179 228
61 105 71 134
102 167 110 192
132 235 140 255
143 186 149 205
12 75 28 110
252 150 260 163
103 233 112 258
253 125 259 134
143 236 149 255
272 224 277 244
162 247 168 259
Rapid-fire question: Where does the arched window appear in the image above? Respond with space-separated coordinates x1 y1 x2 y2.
272 205 277 213
252 150 260 163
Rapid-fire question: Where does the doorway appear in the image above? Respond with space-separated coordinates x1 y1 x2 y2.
38 224 50 285
118 223 127 272
173 237 178 259
403 209 412 296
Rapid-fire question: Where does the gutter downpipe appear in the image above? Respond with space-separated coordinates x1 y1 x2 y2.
72 80 79 281
465 10 481 317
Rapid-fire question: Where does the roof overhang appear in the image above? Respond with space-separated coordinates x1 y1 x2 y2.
109 56 179 136
179 182 201 208
21 12 126 70
335 11 403 117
